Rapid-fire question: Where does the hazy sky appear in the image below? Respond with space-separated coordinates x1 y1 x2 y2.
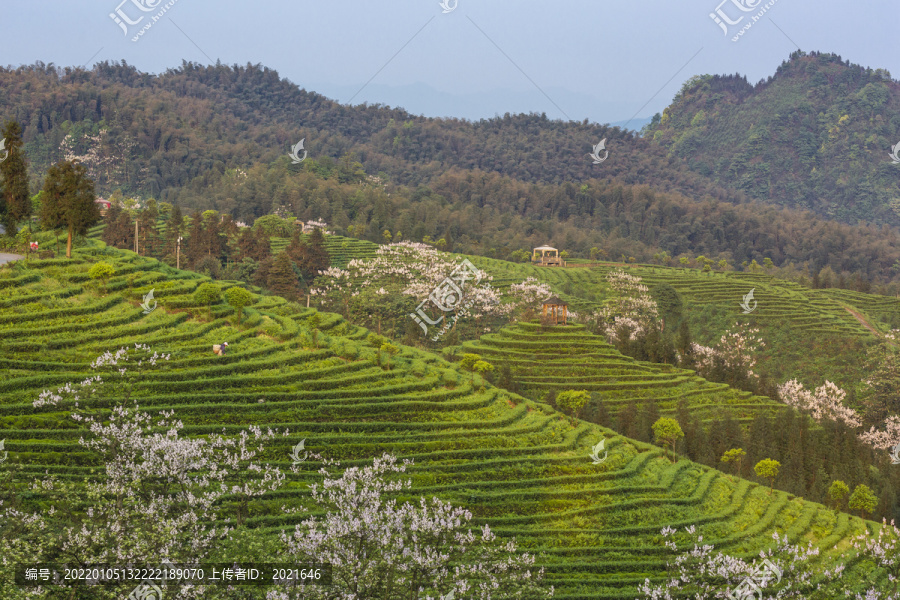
2 1 897 126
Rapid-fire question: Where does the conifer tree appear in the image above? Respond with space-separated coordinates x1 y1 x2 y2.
101 202 124 247
39 161 101 257
201 210 223 259
676 320 692 362
115 207 135 250
184 211 204 266
0 120 31 235
236 227 255 261
166 204 184 258
267 251 298 300
252 226 271 262
303 227 331 281
138 200 158 257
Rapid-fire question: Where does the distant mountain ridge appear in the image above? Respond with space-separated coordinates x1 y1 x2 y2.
6 57 900 283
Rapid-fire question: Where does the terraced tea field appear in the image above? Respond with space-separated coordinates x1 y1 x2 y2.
469 258 883 339
268 233 379 267
459 322 787 426
0 246 889 598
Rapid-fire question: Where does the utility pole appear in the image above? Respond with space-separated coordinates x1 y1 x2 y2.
134 220 139 255
176 236 183 269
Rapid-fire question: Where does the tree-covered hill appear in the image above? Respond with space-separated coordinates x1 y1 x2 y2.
645 50 900 226
0 60 745 206
7 54 900 283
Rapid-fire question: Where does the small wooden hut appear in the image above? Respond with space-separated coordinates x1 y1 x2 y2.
533 246 565 267
542 296 568 325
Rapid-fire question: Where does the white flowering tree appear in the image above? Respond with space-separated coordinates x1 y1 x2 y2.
509 277 552 321
637 526 898 599
270 453 553 600
858 415 900 451
33 343 169 410
1 346 287 600
595 270 659 344
311 242 544 340
776 378 900 453
691 323 765 386
778 379 862 428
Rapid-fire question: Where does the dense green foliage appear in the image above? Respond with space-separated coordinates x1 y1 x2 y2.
38 160 101 257
646 51 900 226
0 120 31 234
7 59 900 285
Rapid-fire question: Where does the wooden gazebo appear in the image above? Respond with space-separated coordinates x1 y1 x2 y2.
542 296 568 325
533 246 565 267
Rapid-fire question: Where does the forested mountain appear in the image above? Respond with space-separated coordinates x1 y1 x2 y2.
2 59 746 205
5 55 900 284
646 50 900 226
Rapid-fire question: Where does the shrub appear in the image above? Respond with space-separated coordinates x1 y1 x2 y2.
224 286 254 324
848 484 877 518
556 390 590 420
194 255 222 279
194 282 221 319
720 448 746 481
754 458 781 495
828 480 849 510
459 353 482 372
88 261 115 294
652 418 684 463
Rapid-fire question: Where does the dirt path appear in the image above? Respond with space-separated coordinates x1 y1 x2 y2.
0 253 24 265
844 306 880 337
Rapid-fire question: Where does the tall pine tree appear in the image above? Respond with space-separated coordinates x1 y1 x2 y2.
0 121 31 235
301 227 331 281
184 211 204 267
165 204 184 260
267 251 298 300
39 161 100 257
